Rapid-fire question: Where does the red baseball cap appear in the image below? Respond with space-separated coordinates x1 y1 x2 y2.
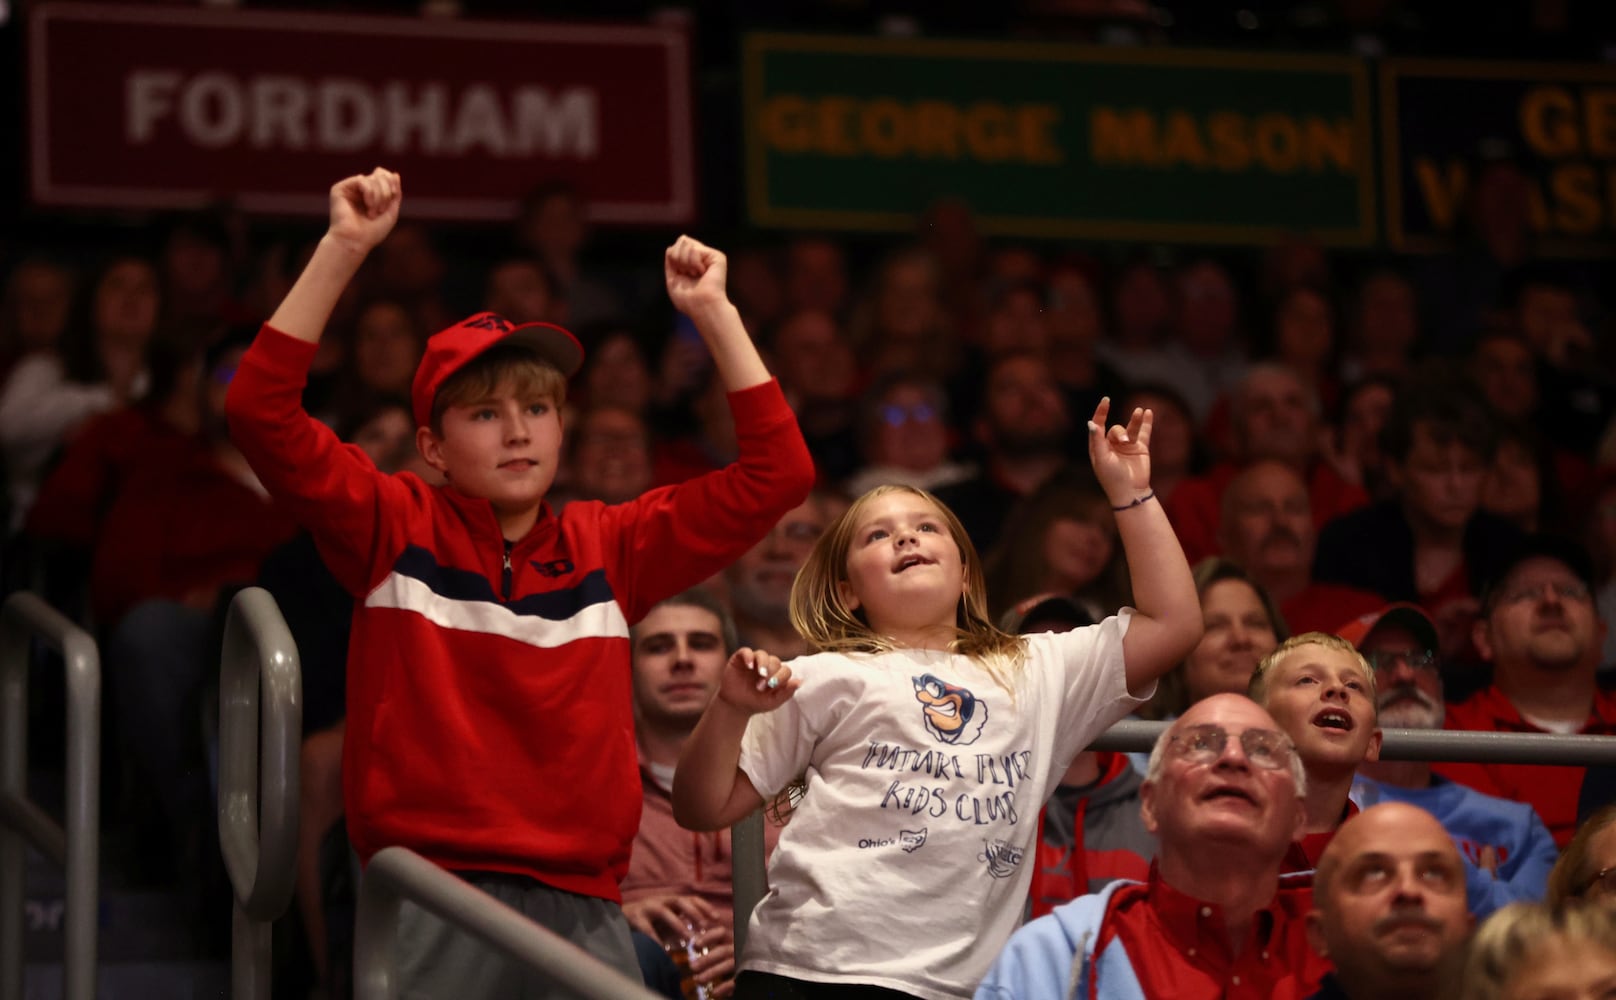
410 312 584 429
1335 602 1439 652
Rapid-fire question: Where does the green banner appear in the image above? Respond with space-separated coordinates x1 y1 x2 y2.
1382 58 1616 255
743 34 1375 246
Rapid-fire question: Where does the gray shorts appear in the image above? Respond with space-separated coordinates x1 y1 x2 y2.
396 872 640 1000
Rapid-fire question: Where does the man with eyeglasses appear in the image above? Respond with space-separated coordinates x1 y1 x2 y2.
1432 535 1616 848
1343 604 1558 917
977 693 1331 1000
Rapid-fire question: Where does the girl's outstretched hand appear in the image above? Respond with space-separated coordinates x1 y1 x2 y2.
1087 397 1153 505
717 647 799 714
327 167 401 256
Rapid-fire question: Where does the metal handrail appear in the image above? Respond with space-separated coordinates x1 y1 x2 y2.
1087 719 1616 763
353 847 665 1000
0 592 100 1000
730 810 766 957
218 587 302 1000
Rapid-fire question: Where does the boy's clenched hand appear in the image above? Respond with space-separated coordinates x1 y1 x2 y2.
664 236 731 320
328 168 402 257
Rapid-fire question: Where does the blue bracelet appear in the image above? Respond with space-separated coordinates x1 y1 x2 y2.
1111 491 1155 512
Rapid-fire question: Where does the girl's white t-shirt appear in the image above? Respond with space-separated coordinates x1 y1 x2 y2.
736 610 1145 1000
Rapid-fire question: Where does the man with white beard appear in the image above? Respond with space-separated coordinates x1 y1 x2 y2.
1341 604 1557 917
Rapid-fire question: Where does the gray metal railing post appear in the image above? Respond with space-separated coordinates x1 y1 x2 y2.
354 847 666 1000
730 810 766 958
1087 718 1616 764
218 587 301 1000
0 592 100 1000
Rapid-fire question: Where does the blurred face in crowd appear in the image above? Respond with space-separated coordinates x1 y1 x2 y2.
869 381 949 472
6 261 73 352
1177 260 1239 356
773 310 857 402
570 406 651 505
1389 422 1485 534
632 602 728 731
353 302 422 396
978 355 1069 456
1517 284 1581 359
95 257 160 346
1220 461 1314 585
1362 622 1444 730
378 224 445 296
1112 263 1171 346
876 254 943 341
484 261 553 325
1183 579 1279 704
1481 437 1541 531
1259 640 1381 775
1235 367 1316 466
1041 500 1116 594
1276 287 1335 371
1479 555 1603 674
1470 335 1538 421
983 286 1049 358
1047 266 1103 349
786 238 848 317
1142 694 1303 856
1308 804 1471 992
1120 389 1193 479
526 191 587 260
726 495 836 628
1497 934 1616 1000
729 247 784 330
1354 273 1418 361
165 228 228 301
351 404 419 475
584 332 652 416
1340 380 1396 485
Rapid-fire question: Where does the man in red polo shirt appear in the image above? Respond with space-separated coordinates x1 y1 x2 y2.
977 693 1332 1000
1433 534 1616 848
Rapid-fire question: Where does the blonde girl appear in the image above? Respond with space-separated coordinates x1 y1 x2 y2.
673 399 1201 1000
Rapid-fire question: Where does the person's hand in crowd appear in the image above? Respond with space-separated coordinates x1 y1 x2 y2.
1086 397 1153 506
326 168 401 258
622 893 738 997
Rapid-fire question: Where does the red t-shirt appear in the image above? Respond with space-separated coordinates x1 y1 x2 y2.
1094 865 1330 1000
1282 584 1387 636
1434 684 1616 848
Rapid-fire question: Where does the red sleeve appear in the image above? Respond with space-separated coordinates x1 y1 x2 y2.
225 324 412 594
26 411 125 547
600 379 814 624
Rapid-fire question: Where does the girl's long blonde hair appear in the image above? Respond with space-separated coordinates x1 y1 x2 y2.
787 484 1027 692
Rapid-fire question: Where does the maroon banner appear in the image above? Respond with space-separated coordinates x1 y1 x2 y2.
29 3 695 223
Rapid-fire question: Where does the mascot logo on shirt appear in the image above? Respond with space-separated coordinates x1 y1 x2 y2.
913 673 988 746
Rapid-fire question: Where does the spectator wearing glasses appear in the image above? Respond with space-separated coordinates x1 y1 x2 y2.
843 372 974 497
976 693 1330 1000
1344 605 1558 917
1434 534 1616 847
1546 803 1616 907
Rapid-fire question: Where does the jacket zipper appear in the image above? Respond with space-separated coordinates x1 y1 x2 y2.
502 541 513 601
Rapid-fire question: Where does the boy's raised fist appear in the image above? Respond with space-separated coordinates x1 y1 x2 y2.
328 167 402 255
664 235 730 318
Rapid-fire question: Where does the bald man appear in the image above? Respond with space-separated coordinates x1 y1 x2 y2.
1305 803 1474 1000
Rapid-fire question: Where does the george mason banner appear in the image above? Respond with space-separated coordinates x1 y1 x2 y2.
29 3 695 223
743 33 1375 246
1382 58 1616 254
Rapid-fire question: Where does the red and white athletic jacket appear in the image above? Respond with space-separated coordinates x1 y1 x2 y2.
226 325 814 901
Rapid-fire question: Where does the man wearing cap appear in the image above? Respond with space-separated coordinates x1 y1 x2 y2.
1432 534 1616 848
1000 594 1155 918
1342 604 1558 916
226 169 814 995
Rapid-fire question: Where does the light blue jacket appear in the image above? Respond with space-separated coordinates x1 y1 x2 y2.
975 880 1146 1000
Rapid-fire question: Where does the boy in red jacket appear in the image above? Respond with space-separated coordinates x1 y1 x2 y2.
225 169 814 995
